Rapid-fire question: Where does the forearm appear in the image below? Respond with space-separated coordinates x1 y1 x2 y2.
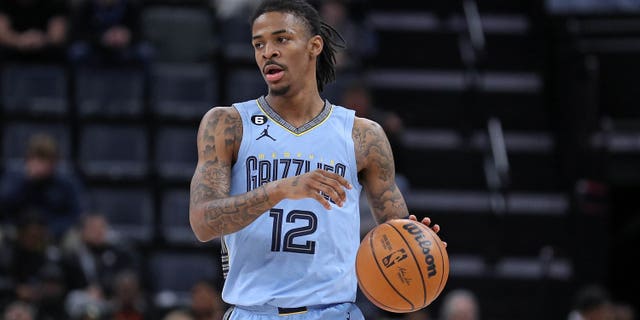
189 181 283 241
367 182 409 224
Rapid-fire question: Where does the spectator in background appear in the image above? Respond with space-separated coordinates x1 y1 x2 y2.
3 300 37 320
317 0 377 72
403 308 431 320
109 269 150 320
612 302 635 320
0 133 85 240
6 213 69 319
567 284 614 320
187 280 225 320
67 0 153 69
62 213 139 320
0 0 69 64
162 310 195 320
439 289 480 320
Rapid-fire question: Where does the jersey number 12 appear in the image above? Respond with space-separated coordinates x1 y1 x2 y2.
269 208 317 254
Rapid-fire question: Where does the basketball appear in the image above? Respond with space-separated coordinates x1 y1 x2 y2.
355 218 449 313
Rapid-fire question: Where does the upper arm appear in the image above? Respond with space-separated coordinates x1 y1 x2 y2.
354 117 409 224
190 107 242 209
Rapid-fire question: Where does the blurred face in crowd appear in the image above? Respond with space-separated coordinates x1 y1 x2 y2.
82 215 108 247
320 0 347 27
341 86 372 117
191 281 224 320
114 271 141 304
25 156 55 181
3 302 35 320
18 221 48 251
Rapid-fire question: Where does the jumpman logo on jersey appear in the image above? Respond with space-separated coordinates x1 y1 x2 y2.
256 124 276 141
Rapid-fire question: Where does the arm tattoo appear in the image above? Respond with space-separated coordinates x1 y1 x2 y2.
190 108 275 237
202 184 273 236
354 119 409 224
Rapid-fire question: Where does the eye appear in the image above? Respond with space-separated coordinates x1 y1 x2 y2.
253 42 264 49
277 37 288 43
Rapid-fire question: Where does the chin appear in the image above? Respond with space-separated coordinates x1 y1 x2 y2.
269 85 290 96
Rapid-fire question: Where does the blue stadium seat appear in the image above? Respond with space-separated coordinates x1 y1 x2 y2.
87 187 154 243
150 63 217 120
79 125 148 179
141 6 217 63
1 64 68 116
219 14 253 63
155 126 197 180
160 188 198 245
74 67 145 119
225 68 266 104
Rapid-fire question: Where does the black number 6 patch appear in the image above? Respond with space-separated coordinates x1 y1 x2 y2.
251 115 267 125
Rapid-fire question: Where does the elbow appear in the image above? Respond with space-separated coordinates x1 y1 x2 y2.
192 226 214 243
189 207 219 242
193 231 215 243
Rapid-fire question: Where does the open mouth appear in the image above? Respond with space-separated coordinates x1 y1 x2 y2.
264 64 285 82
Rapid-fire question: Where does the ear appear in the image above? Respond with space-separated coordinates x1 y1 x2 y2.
308 34 323 58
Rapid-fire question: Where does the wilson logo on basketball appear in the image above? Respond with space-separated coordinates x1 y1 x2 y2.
402 223 437 278
382 248 408 268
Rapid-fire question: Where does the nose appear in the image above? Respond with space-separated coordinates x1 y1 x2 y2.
262 43 280 59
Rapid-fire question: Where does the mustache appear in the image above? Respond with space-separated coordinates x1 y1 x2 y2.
263 60 286 72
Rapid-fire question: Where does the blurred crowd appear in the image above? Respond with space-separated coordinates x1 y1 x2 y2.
0 133 226 319
0 0 402 319
3 0 637 319
0 0 378 70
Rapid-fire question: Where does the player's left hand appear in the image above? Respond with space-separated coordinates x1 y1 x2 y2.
409 214 447 247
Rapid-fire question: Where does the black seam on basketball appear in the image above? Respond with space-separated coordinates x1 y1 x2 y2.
357 227 408 312
358 264 414 313
370 223 416 311
420 224 447 300
386 221 427 308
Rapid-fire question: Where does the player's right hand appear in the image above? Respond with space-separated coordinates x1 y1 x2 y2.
276 169 352 209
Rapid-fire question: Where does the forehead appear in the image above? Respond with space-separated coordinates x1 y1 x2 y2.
252 11 309 37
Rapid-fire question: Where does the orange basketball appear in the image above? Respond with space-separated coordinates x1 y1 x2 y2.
355 218 449 313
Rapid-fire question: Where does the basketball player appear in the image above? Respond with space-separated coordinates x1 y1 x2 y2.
189 0 444 319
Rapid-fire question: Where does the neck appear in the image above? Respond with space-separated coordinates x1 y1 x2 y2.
265 87 325 128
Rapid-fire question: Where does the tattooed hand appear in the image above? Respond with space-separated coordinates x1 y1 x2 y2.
274 169 352 210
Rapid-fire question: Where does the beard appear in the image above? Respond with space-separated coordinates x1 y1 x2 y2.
269 85 290 96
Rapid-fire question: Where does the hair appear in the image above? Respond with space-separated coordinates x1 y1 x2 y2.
251 0 346 92
26 133 59 161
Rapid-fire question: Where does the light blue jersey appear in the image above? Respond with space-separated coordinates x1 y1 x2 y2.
222 96 363 310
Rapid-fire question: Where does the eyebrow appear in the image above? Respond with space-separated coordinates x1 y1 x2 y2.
252 29 289 40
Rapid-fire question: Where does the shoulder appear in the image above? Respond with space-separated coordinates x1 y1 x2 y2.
353 116 385 140
197 106 243 153
200 106 242 128
353 116 389 171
